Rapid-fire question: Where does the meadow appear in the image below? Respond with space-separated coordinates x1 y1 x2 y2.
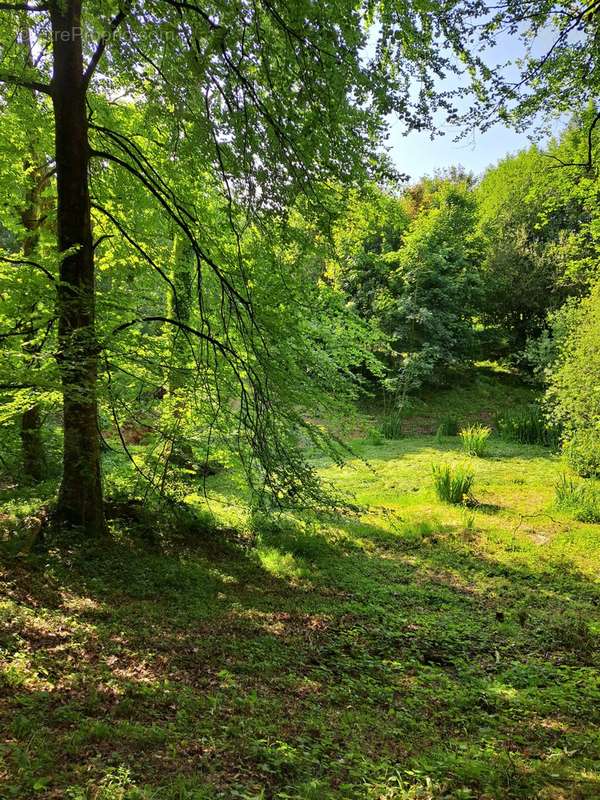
2 377 599 800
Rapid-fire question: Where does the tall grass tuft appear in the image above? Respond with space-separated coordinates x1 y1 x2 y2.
380 410 404 440
554 474 600 523
436 414 459 438
496 404 559 448
459 424 491 457
432 463 474 504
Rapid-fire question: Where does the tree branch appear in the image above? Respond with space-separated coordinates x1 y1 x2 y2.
83 7 128 89
0 71 52 95
111 315 238 361
0 3 48 10
89 146 252 311
0 255 55 283
541 111 600 172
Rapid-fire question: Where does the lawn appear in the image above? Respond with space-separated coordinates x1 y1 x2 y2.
1 431 600 799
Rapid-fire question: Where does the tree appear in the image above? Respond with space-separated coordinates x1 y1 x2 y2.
333 178 482 395
476 107 600 356
2 0 596 533
1 0 508 534
0 25 56 483
458 1 600 140
546 280 600 476
476 147 562 352
331 184 410 322
382 180 483 393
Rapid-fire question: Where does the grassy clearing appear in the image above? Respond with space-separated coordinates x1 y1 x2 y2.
360 363 536 438
2 426 600 798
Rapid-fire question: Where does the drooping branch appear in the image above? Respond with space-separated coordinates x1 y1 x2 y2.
0 255 56 283
158 0 221 31
542 111 600 172
111 315 239 363
89 145 253 314
90 200 178 297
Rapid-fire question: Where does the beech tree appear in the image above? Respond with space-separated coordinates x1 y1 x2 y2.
1 0 597 534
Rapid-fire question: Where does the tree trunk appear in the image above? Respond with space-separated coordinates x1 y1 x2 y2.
51 1 106 535
166 234 194 466
21 406 46 481
18 20 47 482
19 177 47 482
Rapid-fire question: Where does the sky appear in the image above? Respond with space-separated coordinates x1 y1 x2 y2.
388 121 538 179
385 25 567 181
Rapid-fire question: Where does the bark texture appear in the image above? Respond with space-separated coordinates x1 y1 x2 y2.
51 0 106 534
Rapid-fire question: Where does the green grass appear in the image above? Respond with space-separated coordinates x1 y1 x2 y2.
555 474 600 523
360 364 535 438
495 404 559 448
431 462 475 504
459 424 492 457
380 410 404 440
436 414 459 438
2 430 600 798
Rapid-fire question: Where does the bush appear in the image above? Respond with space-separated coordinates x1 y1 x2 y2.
380 410 403 440
546 282 600 445
436 414 459 437
545 612 596 653
496 404 559 447
365 427 384 446
459 424 491 457
432 463 474 504
563 430 600 478
554 474 600 523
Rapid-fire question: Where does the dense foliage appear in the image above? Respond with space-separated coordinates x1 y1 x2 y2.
334 177 483 395
547 283 600 476
2 4 600 799
0 0 598 528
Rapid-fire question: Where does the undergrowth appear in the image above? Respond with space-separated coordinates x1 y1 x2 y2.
431 462 474 504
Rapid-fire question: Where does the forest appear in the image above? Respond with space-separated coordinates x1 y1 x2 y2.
0 2 599 798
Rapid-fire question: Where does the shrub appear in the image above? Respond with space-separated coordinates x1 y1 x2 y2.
380 410 403 440
436 414 459 437
554 474 600 523
432 463 474 504
545 613 596 653
546 282 600 447
365 427 384 446
563 430 600 478
459 424 491 457
496 404 559 447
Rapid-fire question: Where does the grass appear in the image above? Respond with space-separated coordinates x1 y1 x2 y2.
555 474 600 523
459 424 492 457
2 401 600 798
495 404 560 448
380 410 404 440
431 462 474 504
361 363 535 438
436 414 459 438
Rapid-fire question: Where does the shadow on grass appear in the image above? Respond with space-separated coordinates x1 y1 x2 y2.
1 496 599 799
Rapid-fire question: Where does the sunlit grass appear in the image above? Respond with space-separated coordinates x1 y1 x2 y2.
2 428 600 799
